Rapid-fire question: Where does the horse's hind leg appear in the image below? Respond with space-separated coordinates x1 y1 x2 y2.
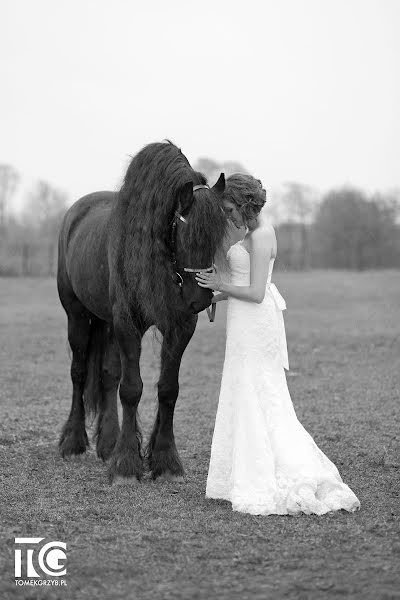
96 326 121 461
59 299 91 457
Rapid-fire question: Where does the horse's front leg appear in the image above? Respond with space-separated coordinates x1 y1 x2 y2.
146 316 197 482
108 318 145 484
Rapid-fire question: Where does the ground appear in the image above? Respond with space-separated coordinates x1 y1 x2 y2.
0 271 399 600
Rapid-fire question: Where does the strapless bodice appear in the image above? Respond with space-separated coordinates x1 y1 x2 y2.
227 240 275 286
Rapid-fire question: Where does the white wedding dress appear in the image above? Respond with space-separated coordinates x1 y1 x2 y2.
206 240 360 515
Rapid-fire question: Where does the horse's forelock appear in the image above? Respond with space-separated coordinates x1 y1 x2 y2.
182 186 227 267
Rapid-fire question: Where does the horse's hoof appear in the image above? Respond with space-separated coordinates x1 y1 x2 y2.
114 475 141 486
154 471 185 483
96 444 116 462
96 422 120 462
59 443 88 459
59 424 89 459
64 453 85 461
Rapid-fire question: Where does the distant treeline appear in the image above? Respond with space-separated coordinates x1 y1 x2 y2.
275 188 400 270
0 161 399 276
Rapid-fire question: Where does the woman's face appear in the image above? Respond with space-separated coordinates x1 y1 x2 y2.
223 200 244 228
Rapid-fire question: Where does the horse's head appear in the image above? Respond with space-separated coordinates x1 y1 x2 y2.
171 173 227 314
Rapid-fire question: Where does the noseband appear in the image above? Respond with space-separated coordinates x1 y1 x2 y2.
170 184 216 322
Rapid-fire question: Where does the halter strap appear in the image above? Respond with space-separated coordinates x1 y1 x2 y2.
206 303 216 322
175 185 210 224
174 211 188 223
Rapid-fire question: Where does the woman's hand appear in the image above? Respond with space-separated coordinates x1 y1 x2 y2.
195 266 222 291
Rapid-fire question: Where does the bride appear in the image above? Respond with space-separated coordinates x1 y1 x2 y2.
195 174 360 516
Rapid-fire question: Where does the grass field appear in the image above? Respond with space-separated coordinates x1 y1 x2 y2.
0 272 399 600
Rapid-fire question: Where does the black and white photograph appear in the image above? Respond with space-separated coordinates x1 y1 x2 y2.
1 1 399 598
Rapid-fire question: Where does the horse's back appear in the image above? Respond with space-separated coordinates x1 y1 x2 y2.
60 191 115 240
58 191 117 320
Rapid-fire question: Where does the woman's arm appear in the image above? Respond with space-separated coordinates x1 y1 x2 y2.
196 227 273 304
211 292 228 303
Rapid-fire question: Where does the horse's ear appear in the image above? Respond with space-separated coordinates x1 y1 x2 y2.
212 172 225 195
177 180 193 215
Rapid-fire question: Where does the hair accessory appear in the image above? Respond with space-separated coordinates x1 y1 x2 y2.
193 184 210 192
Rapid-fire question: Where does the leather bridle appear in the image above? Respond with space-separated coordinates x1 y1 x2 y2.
170 184 217 322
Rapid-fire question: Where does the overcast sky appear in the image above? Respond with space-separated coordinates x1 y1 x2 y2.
1 0 399 212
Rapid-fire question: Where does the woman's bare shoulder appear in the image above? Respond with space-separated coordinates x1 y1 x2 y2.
248 224 276 244
246 225 277 257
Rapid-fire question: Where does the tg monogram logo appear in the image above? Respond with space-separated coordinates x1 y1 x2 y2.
15 537 67 580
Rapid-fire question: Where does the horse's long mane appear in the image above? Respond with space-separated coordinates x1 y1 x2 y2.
112 141 226 336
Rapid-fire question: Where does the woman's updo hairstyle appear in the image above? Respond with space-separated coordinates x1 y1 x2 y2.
224 173 267 223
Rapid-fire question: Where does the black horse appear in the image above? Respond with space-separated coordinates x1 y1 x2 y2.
57 141 227 483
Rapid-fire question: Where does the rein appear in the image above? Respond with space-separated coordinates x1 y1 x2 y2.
170 184 216 322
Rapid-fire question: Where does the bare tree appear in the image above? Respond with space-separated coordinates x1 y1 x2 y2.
23 180 68 235
19 180 69 275
278 182 320 268
0 164 19 230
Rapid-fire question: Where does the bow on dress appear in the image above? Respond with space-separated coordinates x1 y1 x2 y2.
267 283 289 371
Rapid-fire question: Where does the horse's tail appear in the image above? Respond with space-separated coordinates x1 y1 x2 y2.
83 317 106 419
